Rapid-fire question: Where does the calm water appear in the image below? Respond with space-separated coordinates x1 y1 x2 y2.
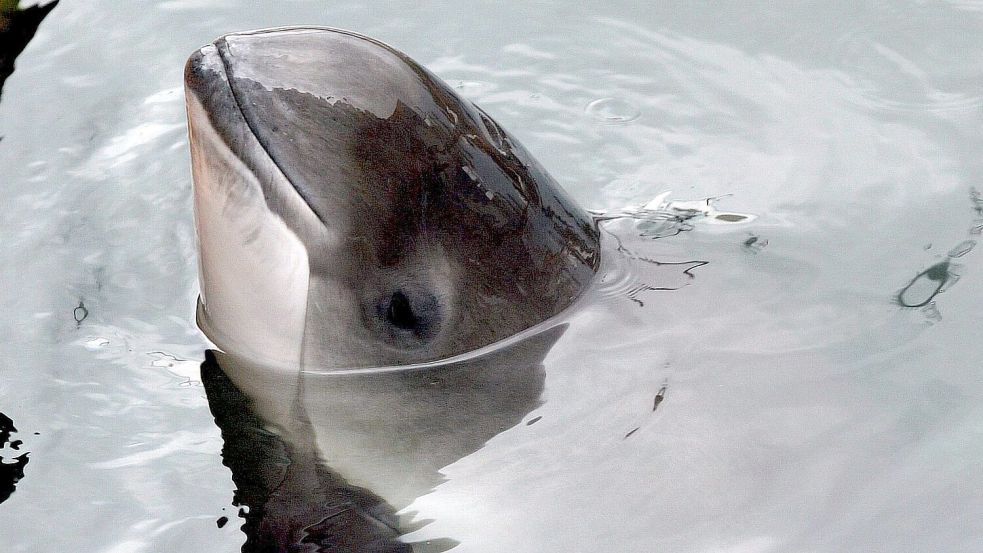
2 1 983 551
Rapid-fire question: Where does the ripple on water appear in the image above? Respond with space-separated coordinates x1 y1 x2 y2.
585 97 641 123
833 26 983 113
594 229 708 308
946 240 976 258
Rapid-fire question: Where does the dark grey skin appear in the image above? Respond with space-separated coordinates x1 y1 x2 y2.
184 27 599 371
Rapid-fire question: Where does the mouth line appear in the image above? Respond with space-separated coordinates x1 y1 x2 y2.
209 38 328 226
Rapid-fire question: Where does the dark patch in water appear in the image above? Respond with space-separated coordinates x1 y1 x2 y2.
743 233 768 254
652 385 667 412
0 0 59 101
216 516 228 529
0 411 30 505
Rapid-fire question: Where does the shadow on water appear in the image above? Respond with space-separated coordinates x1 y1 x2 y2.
201 324 566 552
0 0 58 102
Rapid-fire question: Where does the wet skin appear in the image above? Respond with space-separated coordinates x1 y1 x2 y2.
184 27 600 370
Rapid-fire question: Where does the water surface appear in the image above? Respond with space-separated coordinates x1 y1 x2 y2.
1 1 982 551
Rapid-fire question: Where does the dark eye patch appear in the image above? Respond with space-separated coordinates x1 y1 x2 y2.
385 291 417 330
376 288 441 346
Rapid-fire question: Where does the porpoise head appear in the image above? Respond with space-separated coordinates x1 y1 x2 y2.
184 27 599 369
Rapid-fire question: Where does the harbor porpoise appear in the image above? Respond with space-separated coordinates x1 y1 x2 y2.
184 26 600 371
185 26 603 551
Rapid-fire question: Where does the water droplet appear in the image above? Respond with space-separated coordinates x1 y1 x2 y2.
585 97 640 123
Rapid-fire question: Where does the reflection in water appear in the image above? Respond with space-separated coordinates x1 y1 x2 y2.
0 412 29 505
594 217 710 307
201 353 411 553
201 324 565 551
0 0 58 100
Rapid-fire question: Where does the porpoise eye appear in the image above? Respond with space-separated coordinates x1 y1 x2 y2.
386 291 417 330
377 289 441 345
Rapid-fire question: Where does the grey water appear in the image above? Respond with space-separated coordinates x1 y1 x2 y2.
2 1 983 551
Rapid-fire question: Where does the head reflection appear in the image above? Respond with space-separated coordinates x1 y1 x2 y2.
201 324 565 552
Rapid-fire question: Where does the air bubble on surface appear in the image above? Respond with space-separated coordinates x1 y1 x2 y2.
585 97 641 123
